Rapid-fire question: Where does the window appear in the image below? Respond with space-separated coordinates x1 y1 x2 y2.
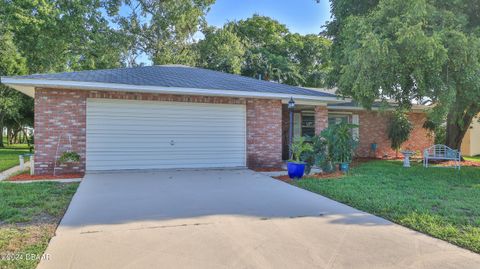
302 114 315 137
328 114 350 125
328 114 360 141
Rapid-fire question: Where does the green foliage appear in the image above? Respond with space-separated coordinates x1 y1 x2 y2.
302 135 328 174
327 0 480 149
321 122 358 164
115 0 215 65
0 0 126 72
289 136 313 163
296 160 480 253
0 27 30 147
303 123 359 174
202 14 332 87
196 27 245 74
387 110 413 151
58 151 80 164
423 118 446 144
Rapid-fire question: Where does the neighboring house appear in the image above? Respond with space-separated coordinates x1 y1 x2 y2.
461 114 480 157
1 65 432 175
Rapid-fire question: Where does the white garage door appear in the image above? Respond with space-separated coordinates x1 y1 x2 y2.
86 99 246 171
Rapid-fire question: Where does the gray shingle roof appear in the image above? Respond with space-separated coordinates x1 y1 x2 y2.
6 65 336 98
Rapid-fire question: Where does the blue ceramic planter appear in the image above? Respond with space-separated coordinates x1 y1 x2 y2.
287 162 306 179
339 162 350 172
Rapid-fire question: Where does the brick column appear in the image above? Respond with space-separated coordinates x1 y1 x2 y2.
314 105 328 135
246 99 283 169
34 89 87 175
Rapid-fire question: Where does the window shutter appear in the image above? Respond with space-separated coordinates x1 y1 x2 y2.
352 114 360 141
294 113 302 138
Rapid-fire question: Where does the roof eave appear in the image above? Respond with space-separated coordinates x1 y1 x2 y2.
328 105 430 112
0 77 344 104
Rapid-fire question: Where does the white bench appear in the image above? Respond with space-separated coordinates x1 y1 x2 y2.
423 144 461 169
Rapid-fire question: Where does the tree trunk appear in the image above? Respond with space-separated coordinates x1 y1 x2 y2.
0 125 3 148
445 108 475 150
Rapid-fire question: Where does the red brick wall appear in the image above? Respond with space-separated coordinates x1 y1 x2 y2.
353 111 433 158
34 89 283 174
87 91 245 104
246 99 283 168
315 106 328 135
34 89 87 175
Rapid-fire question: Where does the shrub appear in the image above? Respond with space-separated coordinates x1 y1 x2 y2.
304 122 358 173
388 110 413 153
323 122 359 164
302 135 328 174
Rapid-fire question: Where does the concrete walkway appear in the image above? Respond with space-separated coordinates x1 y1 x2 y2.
38 169 480 269
0 162 29 181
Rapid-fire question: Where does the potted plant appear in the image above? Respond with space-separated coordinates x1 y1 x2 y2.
288 136 313 179
303 135 335 175
325 123 358 172
58 151 81 164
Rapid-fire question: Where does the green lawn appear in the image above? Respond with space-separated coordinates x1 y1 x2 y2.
0 145 31 172
0 182 78 269
295 160 480 253
465 155 480 162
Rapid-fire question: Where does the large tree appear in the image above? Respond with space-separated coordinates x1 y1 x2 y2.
195 27 245 74
0 0 127 72
285 33 332 88
0 0 129 147
327 0 480 150
113 0 215 66
0 28 28 147
216 15 331 87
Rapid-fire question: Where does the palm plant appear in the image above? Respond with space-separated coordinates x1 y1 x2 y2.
289 136 313 163
321 122 358 164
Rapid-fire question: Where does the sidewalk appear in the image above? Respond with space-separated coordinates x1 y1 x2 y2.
0 162 29 181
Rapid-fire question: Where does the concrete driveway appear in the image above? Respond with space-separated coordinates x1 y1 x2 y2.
38 169 480 269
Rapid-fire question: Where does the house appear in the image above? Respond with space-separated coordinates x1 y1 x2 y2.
1 65 433 175
461 114 480 157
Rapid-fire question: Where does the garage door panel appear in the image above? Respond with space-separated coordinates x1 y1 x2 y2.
87 124 245 131
88 153 246 162
87 137 246 144
86 99 246 171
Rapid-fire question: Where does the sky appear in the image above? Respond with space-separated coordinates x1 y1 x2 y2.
205 0 332 35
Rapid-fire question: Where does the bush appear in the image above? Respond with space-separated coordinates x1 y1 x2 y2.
388 110 413 152
302 135 328 174
323 122 359 164
304 122 358 174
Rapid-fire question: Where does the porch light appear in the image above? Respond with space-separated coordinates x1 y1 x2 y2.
288 97 295 111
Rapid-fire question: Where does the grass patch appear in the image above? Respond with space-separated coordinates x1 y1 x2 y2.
0 146 31 172
295 160 480 253
0 182 78 224
465 155 480 162
0 182 78 269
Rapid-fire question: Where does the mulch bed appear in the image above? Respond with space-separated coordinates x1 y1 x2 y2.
8 173 84 181
435 160 480 167
274 171 344 183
